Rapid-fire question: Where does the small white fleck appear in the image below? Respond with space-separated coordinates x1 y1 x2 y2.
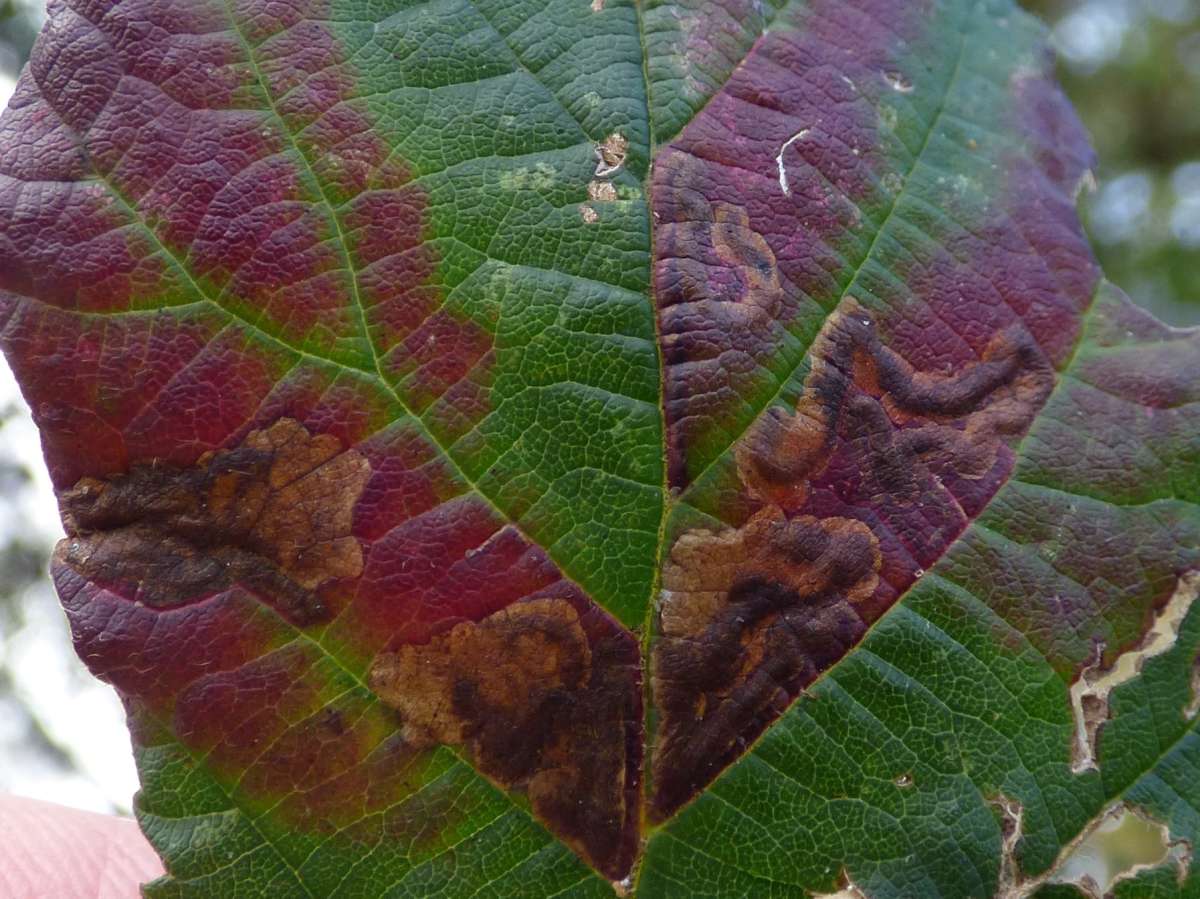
882 70 914 93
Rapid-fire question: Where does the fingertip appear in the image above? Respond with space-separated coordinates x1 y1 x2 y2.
0 794 164 899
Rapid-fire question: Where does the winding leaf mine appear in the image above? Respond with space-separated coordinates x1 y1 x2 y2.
1 0 1198 896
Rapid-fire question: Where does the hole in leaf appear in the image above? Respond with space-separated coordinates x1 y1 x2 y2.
1069 572 1200 772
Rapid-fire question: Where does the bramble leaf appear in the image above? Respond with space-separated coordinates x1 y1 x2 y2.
1 1 1197 897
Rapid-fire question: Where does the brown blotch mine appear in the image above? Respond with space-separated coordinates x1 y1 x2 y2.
57 418 371 625
651 507 877 819
711 202 785 316
656 304 1055 818
369 597 639 880
735 396 828 508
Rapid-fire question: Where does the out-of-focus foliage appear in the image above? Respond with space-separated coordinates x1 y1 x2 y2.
1026 0 1200 325
0 2 36 72
0 405 44 632
0 356 139 813
0 398 87 803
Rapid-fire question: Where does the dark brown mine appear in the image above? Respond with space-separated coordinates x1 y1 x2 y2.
369 597 642 880
57 419 372 626
652 305 1055 818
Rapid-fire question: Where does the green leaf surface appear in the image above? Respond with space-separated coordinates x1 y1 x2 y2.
0 0 1197 896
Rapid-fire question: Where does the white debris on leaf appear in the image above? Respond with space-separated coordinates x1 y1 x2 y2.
588 180 618 202
882 70 914 92
1069 571 1200 773
1187 658 1200 719
595 133 628 177
583 133 626 221
1073 168 1099 201
776 128 811 195
993 794 1025 897
811 872 868 899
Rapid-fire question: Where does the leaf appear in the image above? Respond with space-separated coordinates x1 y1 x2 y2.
0 0 1197 897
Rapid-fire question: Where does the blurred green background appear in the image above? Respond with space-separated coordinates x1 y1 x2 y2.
1027 0 1200 326
0 0 1196 814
